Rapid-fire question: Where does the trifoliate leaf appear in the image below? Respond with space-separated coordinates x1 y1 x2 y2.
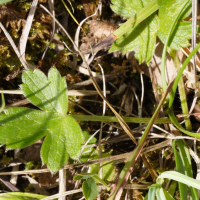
110 0 159 64
21 68 68 115
157 0 192 50
0 68 83 173
41 115 83 173
82 178 99 200
0 107 49 149
0 192 51 200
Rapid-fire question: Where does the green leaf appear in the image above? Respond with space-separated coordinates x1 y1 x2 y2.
0 107 49 149
82 178 99 200
21 68 68 115
157 171 200 190
0 192 50 200
89 152 117 182
110 0 193 64
110 0 159 64
148 184 160 200
156 187 166 200
0 68 83 173
157 0 192 50
74 173 97 181
156 188 175 200
92 175 110 191
0 0 12 4
172 140 187 200
172 140 198 200
41 115 83 173
111 0 155 18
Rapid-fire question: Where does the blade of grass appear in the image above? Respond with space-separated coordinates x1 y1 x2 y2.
168 49 192 130
148 184 159 200
168 42 200 138
167 180 177 197
172 140 188 200
157 171 200 190
169 41 200 108
71 115 171 124
108 80 174 200
176 140 198 199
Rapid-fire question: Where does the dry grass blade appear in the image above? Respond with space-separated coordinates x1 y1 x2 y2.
0 90 110 96
0 22 28 69
41 188 82 200
39 3 137 144
0 140 172 176
39 4 103 79
58 169 66 200
18 0 39 69
41 0 55 60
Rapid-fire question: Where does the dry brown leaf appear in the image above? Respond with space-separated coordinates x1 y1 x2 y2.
80 20 117 52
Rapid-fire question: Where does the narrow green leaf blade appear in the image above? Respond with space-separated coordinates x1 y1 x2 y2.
92 175 110 191
172 140 187 200
41 115 83 173
74 173 97 181
174 140 199 200
0 192 49 200
0 0 12 4
163 188 175 200
148 184 159 200
21 68 68 115
0 107 49 149
82 178 99 200
157 171 200 190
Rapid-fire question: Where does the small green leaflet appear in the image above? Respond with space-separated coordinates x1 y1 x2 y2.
21 68 68 115
0 68 83 173
110 0 193 64
82 178 99 200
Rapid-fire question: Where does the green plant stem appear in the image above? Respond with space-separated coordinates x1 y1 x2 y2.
167 42 200 138
168 49 192 131
0 93 5 113
113 0 158 39
71 115 171 124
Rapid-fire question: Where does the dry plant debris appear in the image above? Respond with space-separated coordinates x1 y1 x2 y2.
0 0 200 200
